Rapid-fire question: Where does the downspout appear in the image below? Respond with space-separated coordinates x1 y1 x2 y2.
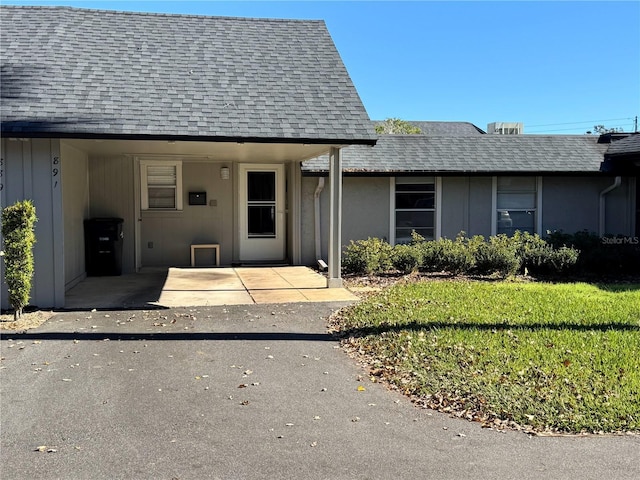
314 177 327 270
599 176 621 236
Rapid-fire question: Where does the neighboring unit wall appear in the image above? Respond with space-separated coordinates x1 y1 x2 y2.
440 177 493 239
542 176 632 236
61 142 89 290
300 176 391 264
141 161 233 266
88 155 136 272
0 138 65 309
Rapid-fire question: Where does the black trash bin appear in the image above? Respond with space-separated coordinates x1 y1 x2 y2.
84 218 124 276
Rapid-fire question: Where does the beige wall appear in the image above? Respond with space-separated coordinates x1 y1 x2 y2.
61 142 90 289
140 161 234 267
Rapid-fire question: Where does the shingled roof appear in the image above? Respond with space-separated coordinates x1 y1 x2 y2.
605 133 640 157
0 6 376 144
302 134 610 174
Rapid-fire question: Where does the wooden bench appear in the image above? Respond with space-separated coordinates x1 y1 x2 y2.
190 243 220 267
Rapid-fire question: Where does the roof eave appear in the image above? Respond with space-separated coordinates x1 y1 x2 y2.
0 129 378 146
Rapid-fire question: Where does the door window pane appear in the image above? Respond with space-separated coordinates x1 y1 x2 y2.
248 205 275 237
248 172 275 201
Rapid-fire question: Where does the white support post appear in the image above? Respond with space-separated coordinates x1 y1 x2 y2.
327 147 343 288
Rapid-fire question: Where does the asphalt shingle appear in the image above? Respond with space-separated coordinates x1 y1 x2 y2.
0 6 376 143
605 134 640 156
303 134 610 174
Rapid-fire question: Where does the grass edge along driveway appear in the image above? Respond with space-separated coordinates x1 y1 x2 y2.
332 280 640 434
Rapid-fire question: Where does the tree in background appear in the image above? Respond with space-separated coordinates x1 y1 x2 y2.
375 118 422 134
1 200 37 319
587 125 625 135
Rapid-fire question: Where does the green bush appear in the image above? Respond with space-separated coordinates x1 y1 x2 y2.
546 230 638 275
1 200 37 319
391 243 422 274
472 234 520 277
342 237 393 275
428 235 475 275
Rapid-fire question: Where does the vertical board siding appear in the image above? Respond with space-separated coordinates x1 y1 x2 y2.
0 138 64 309
61 142 90 289
88 156 135 273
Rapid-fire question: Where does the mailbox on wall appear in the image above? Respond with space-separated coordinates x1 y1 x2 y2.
189 192 207 205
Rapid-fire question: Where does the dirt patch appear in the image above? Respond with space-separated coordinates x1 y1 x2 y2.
0 309 55 331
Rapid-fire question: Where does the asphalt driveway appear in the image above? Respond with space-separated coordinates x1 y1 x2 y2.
1 303 639 480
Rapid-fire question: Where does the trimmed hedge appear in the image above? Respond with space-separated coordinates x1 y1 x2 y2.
343 231 580 278
1 200 37 319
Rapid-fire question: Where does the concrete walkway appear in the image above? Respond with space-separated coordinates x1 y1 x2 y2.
65 266 357 310
1 303 638 480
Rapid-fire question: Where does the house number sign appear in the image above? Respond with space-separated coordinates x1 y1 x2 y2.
52 155 59 188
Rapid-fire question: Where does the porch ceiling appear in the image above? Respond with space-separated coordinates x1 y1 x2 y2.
65 138 335 163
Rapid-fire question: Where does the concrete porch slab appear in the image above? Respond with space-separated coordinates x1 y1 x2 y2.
64 266 356 310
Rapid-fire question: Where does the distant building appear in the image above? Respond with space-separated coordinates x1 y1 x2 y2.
487 122 524 135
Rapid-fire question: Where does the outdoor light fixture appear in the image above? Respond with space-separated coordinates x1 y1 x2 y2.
220 166 230 180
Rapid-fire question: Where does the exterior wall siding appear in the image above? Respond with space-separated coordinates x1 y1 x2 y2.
140 161 234 267
542 176 632 236
1 138 64 309
88 155 136 272
301 176 390 264
61 142 90 289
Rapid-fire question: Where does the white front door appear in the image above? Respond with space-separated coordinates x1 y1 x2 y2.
238 164 286 262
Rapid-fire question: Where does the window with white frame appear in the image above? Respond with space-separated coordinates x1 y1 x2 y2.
495 176 537 235
394 177 435 243
140 160 183 210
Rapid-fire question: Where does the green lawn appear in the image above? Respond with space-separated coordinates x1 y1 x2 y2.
335 280 640 434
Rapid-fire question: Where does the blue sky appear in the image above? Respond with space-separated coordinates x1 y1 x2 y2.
5 1 640 134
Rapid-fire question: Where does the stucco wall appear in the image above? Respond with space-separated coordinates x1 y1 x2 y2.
140 161 234 267
61 142 90 289
1 138 65 309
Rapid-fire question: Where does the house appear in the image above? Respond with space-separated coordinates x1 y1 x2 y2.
2 7 637 311
0 6 376 309
301 125 638 264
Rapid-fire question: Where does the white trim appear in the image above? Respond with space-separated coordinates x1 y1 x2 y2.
139 159 183 211
491 176 497 236
238 163 286 262
291 162 302 264
133 157 142 272
327 147 343 288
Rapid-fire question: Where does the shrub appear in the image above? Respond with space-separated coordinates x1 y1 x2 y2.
546 230 639 275
392 244 422 274
428 235 475 275
1 200 37 319
473 234 520 277
342 237 393 275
